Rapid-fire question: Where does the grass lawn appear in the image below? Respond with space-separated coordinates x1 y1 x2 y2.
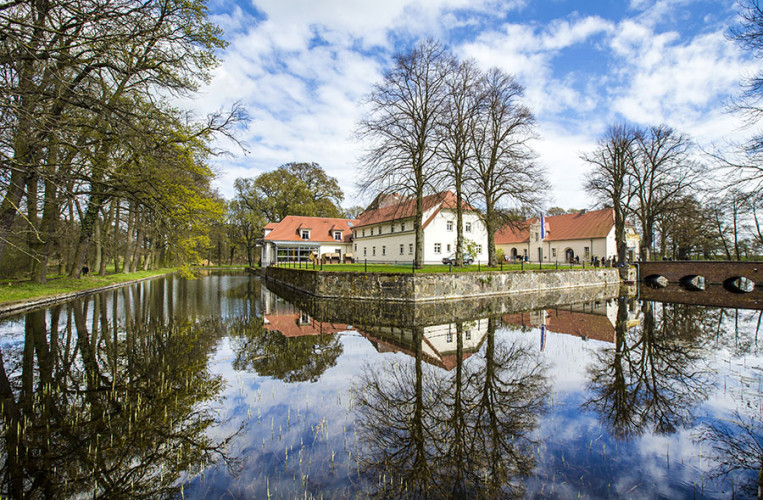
0 268 176 304
273 262 588 273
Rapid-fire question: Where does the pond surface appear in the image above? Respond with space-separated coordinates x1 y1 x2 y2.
0 270 761 499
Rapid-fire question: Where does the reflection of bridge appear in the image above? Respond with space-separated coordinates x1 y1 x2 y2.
638 261 761 287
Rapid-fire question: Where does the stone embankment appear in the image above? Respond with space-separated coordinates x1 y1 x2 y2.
263 266 621 303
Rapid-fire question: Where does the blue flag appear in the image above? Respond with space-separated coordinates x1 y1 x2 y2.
540 213 546 240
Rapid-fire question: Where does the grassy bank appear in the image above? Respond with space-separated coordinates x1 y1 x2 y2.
0 268 176 304
273 262 589 273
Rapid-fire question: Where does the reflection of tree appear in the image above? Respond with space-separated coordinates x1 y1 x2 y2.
353 317 548 498
585 300 712 440
0 291 233 498
230 317 343 383
696 409 763 499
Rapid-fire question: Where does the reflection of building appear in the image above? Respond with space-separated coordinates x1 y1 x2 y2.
495 208 640 264
360 320 488 370
261 286 354 337
502 300 641 347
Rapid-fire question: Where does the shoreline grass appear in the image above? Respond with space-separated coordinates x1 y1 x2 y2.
0 268 176 304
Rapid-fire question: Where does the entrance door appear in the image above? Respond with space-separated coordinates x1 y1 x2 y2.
565 248 574 262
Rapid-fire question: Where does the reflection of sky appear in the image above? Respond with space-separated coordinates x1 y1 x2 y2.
507 319 761 499
185 331 385 498
189 287 762 498
4 273 760 498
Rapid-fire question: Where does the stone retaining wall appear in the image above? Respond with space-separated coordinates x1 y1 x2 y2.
263 266 621 303
264 277 623 327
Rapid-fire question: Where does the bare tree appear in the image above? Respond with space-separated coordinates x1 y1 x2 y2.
470 68 547 266
437 58 482 266
582 124 639 263
357 39 449 268
633 125 701 261
712 0 763 191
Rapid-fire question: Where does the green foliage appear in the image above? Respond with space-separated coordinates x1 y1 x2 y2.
234 163 344 224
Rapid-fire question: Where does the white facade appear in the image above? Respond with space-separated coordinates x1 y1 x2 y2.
353 208 489 264
499 220 640 264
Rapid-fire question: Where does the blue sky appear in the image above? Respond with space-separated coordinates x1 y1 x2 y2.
193 0 754 210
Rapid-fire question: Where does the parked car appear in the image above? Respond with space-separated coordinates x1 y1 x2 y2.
442 253 474 265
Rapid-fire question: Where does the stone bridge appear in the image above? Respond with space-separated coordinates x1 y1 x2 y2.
638 261 762 286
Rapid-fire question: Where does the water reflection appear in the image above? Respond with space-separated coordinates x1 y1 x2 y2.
0 272 761 498
584 300 714 440
353 317 548 498
0 274 243 498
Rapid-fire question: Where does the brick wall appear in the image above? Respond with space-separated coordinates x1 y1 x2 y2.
639 261 762 285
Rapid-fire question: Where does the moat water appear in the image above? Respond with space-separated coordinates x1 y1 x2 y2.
0 270 760 499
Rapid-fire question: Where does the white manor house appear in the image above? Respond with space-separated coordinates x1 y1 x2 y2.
260 191 488 266
351 191 488 264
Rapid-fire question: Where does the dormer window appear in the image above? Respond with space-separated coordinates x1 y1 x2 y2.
333 231 342 241
301 230 310 240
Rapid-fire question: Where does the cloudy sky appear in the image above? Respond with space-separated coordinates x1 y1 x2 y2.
192 0 756 211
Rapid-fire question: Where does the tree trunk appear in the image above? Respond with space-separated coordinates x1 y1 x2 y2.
123 201 135 273
70 190 106 278
93 215 102 273
26 173 42 280
455 182 464 266
99 202 114 276
130 209 143 273
113 201 121 273
31 174 60 283
414 178 425 269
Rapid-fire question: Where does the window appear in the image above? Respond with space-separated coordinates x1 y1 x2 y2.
382 245 386 256
465 222 471 233
334 231 342 241
362 229 365 237
377 226 381 235
400 244 404 255
534 232 539 242
476 245 482 254
301 230 310 240
372 247 376 256
354 244 357 251
370 228 374 236
409 243 413 255
584 246 590 257
434 243 441 253
446 327 453 343
390 225 395 233
447 244 451 252
363 247 367 256
401 223 406 231
447 220 453 231
552 248 557 258
465 330 471 340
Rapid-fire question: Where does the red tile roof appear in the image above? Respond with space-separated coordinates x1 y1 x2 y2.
264 314 352 337
501 309 615 343
495 208 614 244
264 222 279 230
355 191 476 228
264 216 358 243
